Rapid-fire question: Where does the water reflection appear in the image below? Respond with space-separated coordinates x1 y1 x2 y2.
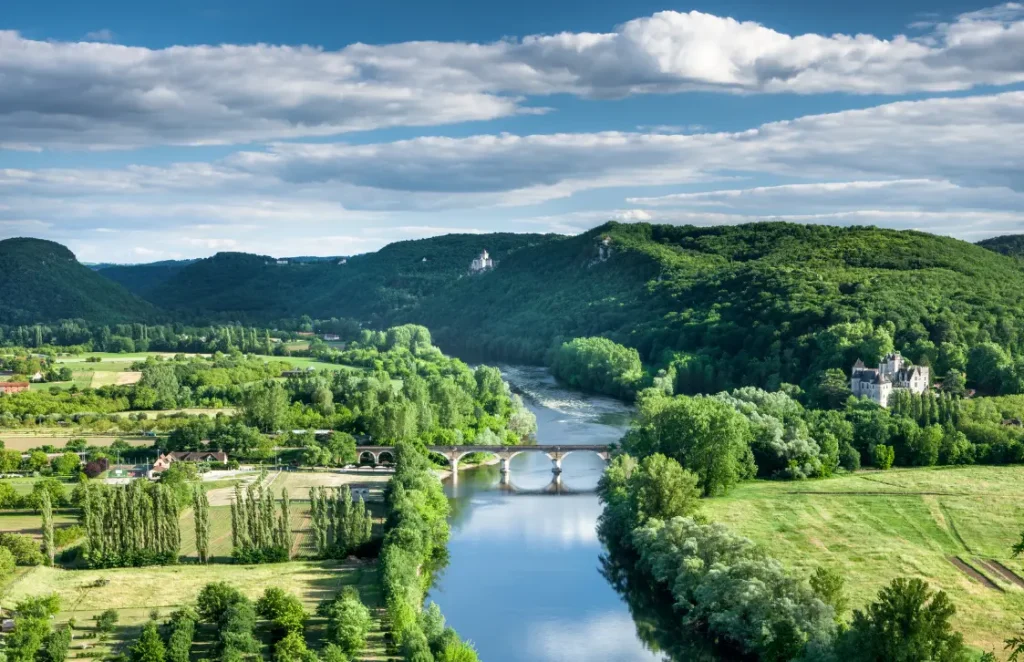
426 367 660 662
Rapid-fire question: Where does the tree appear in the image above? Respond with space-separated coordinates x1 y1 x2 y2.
437 640 482 662
0 532 45 565
26 450 50 473
320 588 372 656
257 587 307 638
241 380 290 433
0 547 16 583
622 392 754 496
810 566 848 621
40 489 54 566
95 609 119 637
193 485 210 563
131 620 167 662
273 632 312 662
872 444 895 470
165 608 197 662
197 582 246 624
627 454 701 524
942 370 967 397
811 369 853 409
836 578 967 662
41 624 72 662
320 643 350 662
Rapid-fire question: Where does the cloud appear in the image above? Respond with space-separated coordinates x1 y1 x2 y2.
528 613 658 662
3 4 1024 148
628 179 1024 212
4 92 1024 257
4 91 1024 206
84 29 115 42
222 91 1024 199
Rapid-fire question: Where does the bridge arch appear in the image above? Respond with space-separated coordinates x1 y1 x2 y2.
358 450 378 465
377 450 395 465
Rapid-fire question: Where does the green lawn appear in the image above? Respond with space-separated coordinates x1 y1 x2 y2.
704 465 1024 654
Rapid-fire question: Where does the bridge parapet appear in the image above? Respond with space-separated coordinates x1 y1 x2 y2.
354 444 613 477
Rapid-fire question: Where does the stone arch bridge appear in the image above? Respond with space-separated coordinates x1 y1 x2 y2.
356 445 612 478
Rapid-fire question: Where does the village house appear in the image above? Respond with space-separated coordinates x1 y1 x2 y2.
322 333 341 341
850 351 930 407
0 382 30 395
149 450 228 479
469 250 494 273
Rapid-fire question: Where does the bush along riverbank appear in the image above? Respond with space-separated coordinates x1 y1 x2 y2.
381 443 481 661
596 452 978 662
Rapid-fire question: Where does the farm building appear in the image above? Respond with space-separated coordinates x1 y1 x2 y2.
0 382 30 395
149 450 228 478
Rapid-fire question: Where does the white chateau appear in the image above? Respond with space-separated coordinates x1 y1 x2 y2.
469 250 494 273
850 351 930 407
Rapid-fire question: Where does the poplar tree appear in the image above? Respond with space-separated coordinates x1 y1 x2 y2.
193 486 211 564
40 490 54 566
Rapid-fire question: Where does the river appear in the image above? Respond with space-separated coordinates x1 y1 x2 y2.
427 365 661 662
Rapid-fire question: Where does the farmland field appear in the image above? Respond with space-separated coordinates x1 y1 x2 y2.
704 465 1024 654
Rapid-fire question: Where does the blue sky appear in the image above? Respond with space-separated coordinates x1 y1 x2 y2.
2 0 1023 261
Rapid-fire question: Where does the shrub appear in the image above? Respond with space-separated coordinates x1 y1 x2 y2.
0 532 45 566
53 525 84 549
872 444 895 470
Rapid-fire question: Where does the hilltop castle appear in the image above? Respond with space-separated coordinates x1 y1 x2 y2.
850 352 930 407
469 250 494 273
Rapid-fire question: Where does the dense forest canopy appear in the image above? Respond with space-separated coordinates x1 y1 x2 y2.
91 259 194 297
11 222 1024 396
977 233 1024 258
142 232 558 320
0 238 155 324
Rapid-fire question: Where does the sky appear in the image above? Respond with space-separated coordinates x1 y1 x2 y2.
2 0 1024 262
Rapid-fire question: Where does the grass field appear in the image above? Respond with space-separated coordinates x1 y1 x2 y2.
2 561 394 660
0 511 77 534
704 465 1024 654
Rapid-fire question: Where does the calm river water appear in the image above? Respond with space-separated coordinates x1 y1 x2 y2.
427 366 662 662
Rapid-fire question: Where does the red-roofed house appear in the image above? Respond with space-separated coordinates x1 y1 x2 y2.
0 382 30 395
149 450 228 479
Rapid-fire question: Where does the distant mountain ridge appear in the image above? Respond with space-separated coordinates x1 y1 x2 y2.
141 233 559 320
977 234 1024 258
0 237 156 324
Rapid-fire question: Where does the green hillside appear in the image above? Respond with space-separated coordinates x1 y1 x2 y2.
144 232 558 320
93 259 194 297
16 223 1024 395
0 238 156 324
412 222 1024 391
978 234 1024 258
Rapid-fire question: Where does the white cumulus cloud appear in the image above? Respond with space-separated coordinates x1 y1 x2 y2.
2 4 1024 148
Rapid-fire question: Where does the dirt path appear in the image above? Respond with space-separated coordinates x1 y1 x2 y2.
949 556 1002 591
979 559 1024 589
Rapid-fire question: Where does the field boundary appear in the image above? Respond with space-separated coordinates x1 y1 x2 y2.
949 556 1002 591
978 559 1024 589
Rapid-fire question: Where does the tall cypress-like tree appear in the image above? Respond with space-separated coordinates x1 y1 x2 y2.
193 485 210 564
40 489 55 566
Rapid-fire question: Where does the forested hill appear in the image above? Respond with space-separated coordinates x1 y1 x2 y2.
142 232 559 320
410 222 1024 392
91 259 194 297
0 238 156 324
978 234 1024 258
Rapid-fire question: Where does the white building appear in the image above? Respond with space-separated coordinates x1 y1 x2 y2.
469 250 494 273
851 351 930 407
